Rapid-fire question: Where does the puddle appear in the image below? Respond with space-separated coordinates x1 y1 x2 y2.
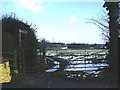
46 61 60 73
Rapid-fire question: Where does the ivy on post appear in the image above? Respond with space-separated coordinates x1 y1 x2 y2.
103 0 119 82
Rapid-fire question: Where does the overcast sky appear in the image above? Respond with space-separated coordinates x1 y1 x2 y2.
1 0 107 44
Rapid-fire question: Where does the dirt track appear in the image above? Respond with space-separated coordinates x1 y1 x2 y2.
2 57 118 88
2 72 118 88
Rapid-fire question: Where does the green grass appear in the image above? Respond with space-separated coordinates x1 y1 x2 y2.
46 49 108 56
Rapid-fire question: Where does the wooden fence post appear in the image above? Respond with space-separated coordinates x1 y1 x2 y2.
13 50 18 74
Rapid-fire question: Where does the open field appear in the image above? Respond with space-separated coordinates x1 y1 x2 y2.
46 49 108 56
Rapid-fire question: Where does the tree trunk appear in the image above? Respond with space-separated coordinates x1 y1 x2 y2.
107 2 119 82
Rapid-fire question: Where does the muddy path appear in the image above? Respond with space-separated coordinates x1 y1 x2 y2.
2 57 118 88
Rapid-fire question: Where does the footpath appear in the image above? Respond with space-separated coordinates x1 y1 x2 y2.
2 57 118 88
2 72 118 88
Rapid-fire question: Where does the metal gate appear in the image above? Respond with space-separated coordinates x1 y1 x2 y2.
64 49 109 79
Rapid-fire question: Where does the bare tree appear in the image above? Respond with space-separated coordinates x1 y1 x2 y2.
86 11 110 43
